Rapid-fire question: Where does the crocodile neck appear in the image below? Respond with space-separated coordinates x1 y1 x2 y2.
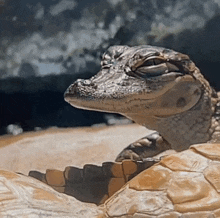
125 90 220 151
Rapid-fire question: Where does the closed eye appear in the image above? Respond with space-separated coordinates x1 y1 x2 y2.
127 56 182 79
138 57 165 68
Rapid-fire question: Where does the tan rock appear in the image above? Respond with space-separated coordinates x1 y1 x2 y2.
160 149 209 172
204 161 220 193
129 165 171 191
122 160 138 175
45 169 65 186
191 143 220 161
108 177 126 197
0 125 148 174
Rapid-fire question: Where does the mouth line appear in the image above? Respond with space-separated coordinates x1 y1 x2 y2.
64 95 120 112
64 93 94 103
64 91 76 102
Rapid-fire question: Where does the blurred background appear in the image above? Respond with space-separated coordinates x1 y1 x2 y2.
0 0 220 135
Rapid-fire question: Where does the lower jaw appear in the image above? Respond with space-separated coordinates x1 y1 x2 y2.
66 98 116 113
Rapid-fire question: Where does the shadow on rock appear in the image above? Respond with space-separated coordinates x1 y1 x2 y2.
29 160 155 205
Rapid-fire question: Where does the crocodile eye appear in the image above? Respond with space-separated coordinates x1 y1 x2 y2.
154 58 164 65
141 59 154 67
133 57 168 78
140 58 164 67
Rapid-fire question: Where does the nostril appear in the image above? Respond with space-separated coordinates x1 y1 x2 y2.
92 83 97 89
70 83 78 93
76 79 83 86
83 79 91 85
81 79 97 89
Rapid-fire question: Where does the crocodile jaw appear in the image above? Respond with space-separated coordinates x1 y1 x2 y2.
64 73 174 113
64 74 201 117
65 45 204 114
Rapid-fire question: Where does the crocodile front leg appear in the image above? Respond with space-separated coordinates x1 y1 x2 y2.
115 132 171 162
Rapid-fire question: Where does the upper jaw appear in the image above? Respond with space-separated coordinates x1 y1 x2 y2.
63 73 179 114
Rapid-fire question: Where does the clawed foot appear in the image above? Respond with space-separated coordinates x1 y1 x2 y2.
115 132 171 162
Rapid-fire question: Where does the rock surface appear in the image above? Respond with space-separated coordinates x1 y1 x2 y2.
3 133 220 217
102 143 220 217
0 124 154 206
0 124 151 174
0 170 103 217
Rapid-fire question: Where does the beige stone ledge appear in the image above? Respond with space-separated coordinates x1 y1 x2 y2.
0 124 152 175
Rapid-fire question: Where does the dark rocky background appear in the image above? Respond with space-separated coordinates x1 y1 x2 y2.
1 0 220 135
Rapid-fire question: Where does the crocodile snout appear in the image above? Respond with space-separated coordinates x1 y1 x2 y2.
64 81 79 102
64 78 97 102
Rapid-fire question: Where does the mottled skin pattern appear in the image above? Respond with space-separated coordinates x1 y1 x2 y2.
64 45 220 161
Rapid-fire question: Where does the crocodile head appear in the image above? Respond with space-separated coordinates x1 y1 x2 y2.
65 45 211 122
64 45 219 149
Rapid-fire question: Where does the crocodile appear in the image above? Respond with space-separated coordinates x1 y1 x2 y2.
28 45 220 206
64 45 220 162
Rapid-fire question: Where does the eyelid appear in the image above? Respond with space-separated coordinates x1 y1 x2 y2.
136 63 168 76
142 56 166 65
166 62 180 72
134 56 166 68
